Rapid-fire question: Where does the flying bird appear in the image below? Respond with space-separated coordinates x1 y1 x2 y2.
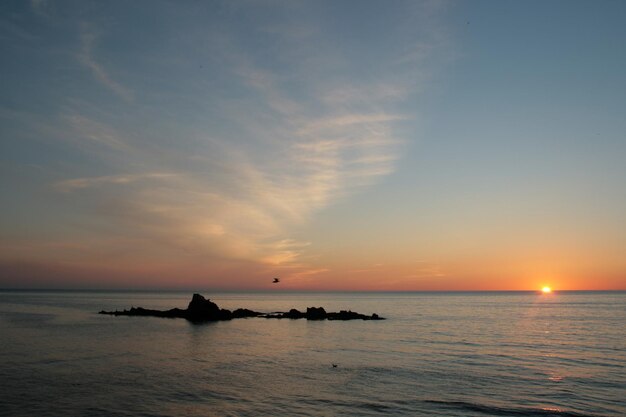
272 278 280 284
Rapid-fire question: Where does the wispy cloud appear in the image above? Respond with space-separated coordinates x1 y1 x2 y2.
55 173 178 192
79 24 133 101
297 113 406 135
64 113 130 151
260 239 311 266
43 2 450 281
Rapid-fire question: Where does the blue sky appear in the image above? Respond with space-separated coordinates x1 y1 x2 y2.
1 0 625 289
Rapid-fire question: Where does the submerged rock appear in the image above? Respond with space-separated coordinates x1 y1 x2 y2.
99 293 385 322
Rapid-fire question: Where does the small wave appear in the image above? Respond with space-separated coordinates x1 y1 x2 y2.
425 400 604 417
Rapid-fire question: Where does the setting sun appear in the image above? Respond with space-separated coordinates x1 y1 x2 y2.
542 286 552 294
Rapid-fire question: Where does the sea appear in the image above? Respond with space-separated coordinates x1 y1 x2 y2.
0 290 624 417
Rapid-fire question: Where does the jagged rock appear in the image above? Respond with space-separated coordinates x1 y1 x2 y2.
306 307 327 320
184 294 235 321
99 294 385 322
285 308 304 319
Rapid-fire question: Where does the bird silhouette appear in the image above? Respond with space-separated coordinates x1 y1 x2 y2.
272 278 280 284
332 364 338 368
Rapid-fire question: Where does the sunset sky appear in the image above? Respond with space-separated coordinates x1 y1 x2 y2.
1 0 625 290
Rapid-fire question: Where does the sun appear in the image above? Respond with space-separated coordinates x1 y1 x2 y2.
542 286 552 294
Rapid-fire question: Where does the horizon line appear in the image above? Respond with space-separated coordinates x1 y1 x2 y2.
1 288 624 293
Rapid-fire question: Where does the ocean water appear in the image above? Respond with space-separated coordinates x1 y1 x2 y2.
0 291 624 417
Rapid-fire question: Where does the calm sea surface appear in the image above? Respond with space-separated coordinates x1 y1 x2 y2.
0 291 624 417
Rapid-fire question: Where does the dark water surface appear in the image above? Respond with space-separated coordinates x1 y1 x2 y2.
1 291 624 416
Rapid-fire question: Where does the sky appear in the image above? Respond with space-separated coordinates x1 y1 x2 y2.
1 0 625 291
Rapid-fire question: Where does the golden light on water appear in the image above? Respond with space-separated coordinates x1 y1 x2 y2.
542 286 552 294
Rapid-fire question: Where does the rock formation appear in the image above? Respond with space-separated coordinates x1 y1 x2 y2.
99 293 384 322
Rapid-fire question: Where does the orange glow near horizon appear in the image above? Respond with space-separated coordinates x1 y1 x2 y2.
1 252 625 291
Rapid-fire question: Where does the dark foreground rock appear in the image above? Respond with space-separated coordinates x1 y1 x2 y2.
263 306 382 321
99 293 384 322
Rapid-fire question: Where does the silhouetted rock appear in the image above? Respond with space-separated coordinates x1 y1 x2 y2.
262 308 305 319
98 293 233 322
99 294 385 323
184 294 232 321
232 308 263 318
99 306 186 319
306 306 327 320
326 310 382 320
186 293 218 316
286 308 304 319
